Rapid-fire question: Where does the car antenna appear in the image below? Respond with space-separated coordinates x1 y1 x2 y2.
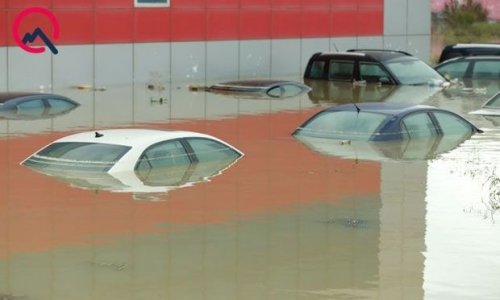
333 43 339 52
95 131 103 138
353 103 361 114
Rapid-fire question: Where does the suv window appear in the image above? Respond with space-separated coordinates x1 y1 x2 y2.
472 60 500 79
309 61 326 79
359 62 390 83
328 60 354 81
436 61 470 79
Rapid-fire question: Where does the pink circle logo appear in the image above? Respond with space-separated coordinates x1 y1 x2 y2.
12 7 60 54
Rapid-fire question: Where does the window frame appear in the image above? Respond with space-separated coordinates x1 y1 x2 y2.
134 0 170 7
399 111 439 139
327 59 355 82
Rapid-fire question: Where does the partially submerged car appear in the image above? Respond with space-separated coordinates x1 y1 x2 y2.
438 43 500 63
435 56 500 80
293 103 482 141
0 92 79 120
22 129 243 194
205 79 311 99
304 49 447 86
470 91 500 117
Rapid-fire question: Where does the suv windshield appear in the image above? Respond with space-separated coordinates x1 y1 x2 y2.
385 59 445 85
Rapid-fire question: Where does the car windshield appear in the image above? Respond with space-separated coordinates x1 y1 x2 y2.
295 110 389 141
385 59 445 85
23 142 131 172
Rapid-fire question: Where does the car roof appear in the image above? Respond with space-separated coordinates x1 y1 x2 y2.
448 43 500 49
0 92 77 104
54 129 223 147
313 50 413 62
438 55 500 64
324 102 437 116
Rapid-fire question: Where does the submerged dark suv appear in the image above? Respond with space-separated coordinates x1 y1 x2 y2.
304 49 446 86
438 43 500 63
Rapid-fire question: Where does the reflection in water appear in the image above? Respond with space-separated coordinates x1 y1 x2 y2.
424 129 500 299
24 157 242 200
295 134 472 162
0 80 499 299
304 79 444 105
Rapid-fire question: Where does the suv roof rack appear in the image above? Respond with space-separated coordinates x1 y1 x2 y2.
347 49 412 56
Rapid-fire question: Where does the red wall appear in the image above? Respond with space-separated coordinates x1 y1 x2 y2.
0 0 384 46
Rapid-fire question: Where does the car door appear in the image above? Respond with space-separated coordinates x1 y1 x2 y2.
328 60 355 82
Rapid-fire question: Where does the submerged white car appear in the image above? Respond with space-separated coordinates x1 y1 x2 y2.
22 129 243 194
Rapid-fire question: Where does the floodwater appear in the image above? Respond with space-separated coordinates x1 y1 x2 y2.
0 79 499 299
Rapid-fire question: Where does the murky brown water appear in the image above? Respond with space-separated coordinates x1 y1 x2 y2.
1 80 499 299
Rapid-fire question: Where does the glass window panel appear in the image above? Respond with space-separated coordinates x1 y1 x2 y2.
47 98 77 115
432 111 473 136
187 138 240 162
472 61 500 79
401 113 437 139
309 61 326 79
137 140 189 171
328 61 354 81
359 63 390 83
297 110 388 140
436 61 469 79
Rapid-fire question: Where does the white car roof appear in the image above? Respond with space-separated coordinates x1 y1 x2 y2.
55 128 221 147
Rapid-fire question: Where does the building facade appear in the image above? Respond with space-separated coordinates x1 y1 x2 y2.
0 0 431 90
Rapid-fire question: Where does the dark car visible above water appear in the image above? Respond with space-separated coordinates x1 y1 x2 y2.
435 56 500 81
438 43 500 63
293 103 482 142
304 49 447 86
202 79 311 99
0 92 79 120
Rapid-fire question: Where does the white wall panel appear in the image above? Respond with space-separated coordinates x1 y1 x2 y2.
271 39 301 77
206 41 239 83
384 0 407 35
357 36 384 49
134 42 171 85
7 47 52 91
239 40 271 79
0 48 6 91
330 37 357 52
384 36 408 52
95 44 133 86
408 0 431 35
407 35 431 63
171 41 206 84
53 45 93 88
